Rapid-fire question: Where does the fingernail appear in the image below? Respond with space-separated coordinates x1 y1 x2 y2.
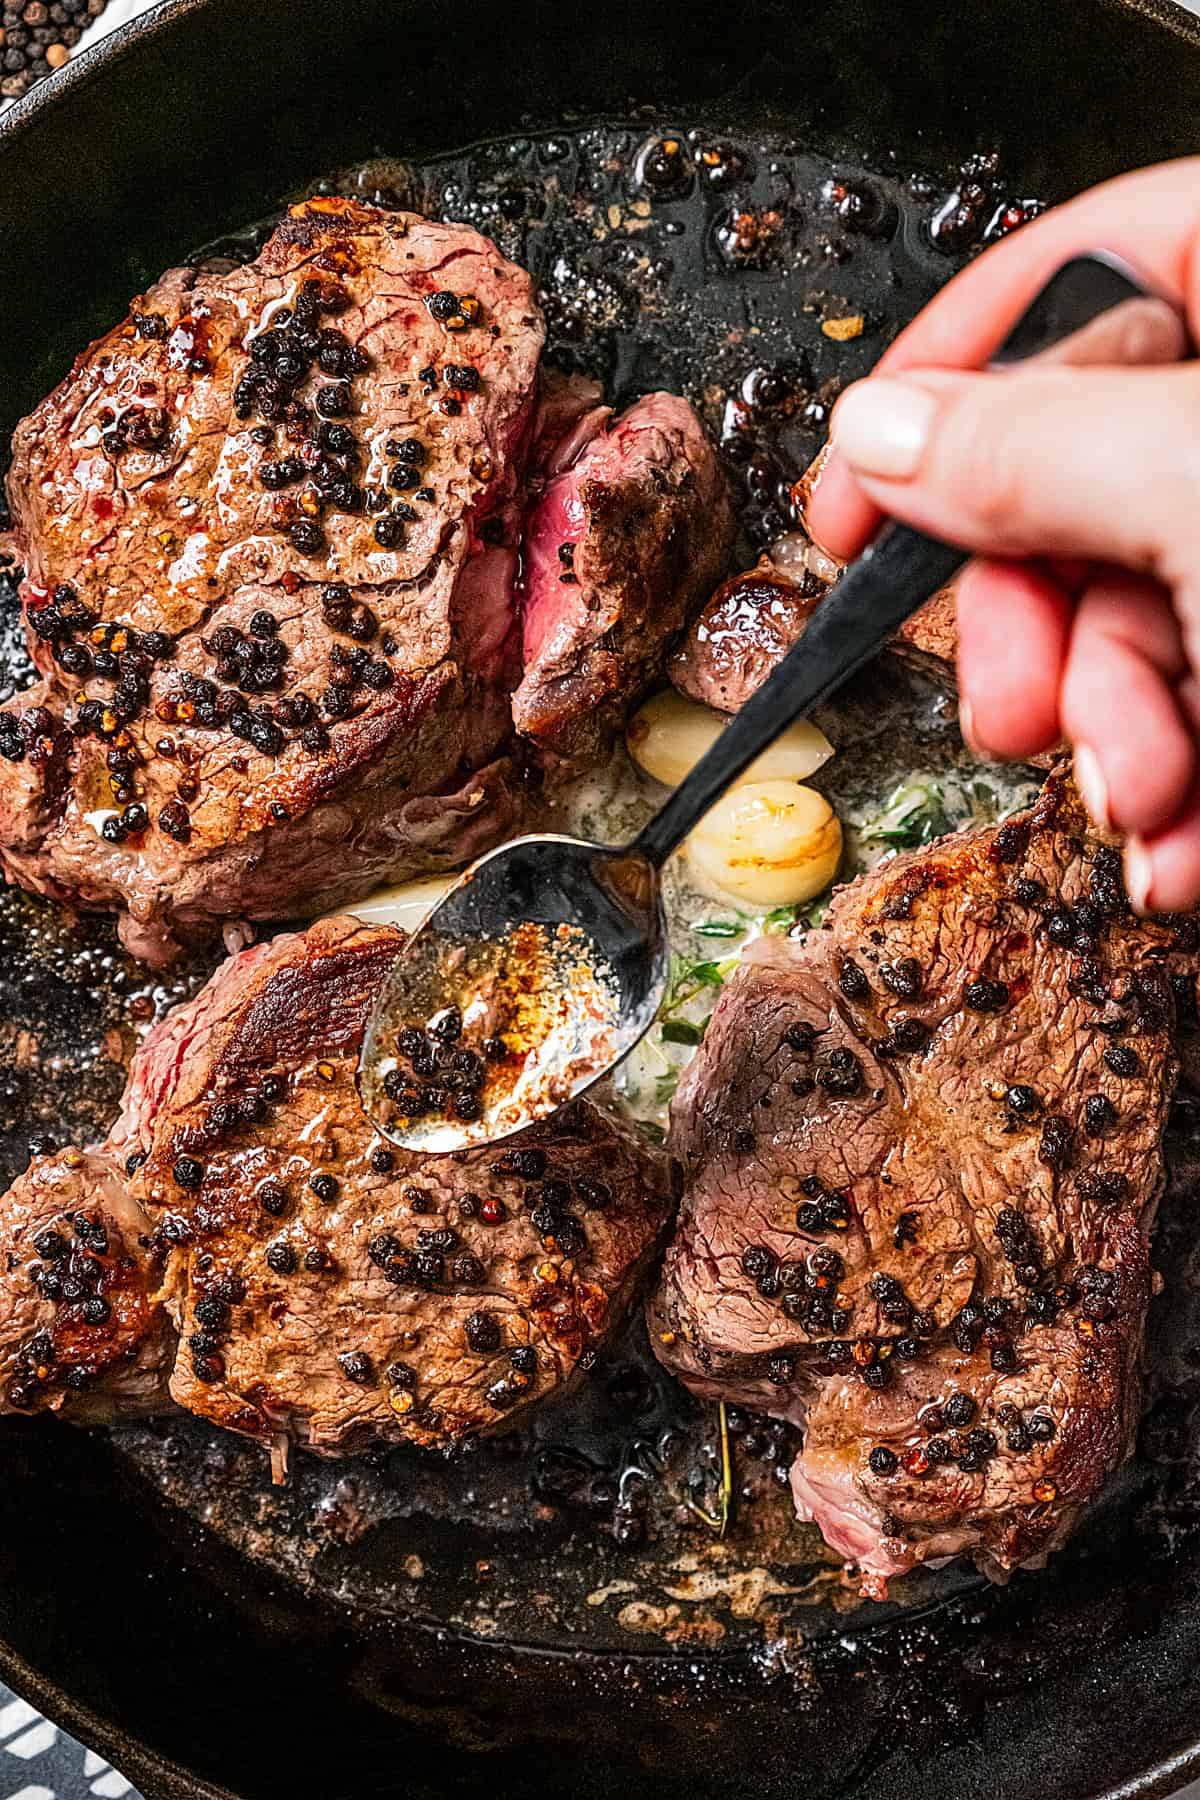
1124 835 1154 915
960 696 981 752
832 378 938 480
1073 745 1111 828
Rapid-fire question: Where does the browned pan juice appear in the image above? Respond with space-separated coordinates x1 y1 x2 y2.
1 124 1193 1662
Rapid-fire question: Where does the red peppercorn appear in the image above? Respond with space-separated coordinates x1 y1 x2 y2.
480 1197 505 1225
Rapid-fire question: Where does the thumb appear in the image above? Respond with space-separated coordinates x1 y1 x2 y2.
828 360 1200 590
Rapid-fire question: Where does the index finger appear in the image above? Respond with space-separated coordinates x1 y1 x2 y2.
808 155 1200 559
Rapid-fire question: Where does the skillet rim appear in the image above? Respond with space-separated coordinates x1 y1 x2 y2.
4 1 1200 1797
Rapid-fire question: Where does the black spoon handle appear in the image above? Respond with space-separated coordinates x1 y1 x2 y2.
630 252 1161 870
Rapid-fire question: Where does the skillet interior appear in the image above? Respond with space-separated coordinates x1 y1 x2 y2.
3 2 1200 1796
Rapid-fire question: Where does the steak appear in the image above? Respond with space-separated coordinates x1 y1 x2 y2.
670 448 955 714
670 557 958 714
0 917 676 1462
513 391 735 764
0 198 544 963
650 776 1199 1593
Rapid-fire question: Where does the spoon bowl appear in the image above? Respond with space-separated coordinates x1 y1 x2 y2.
357 835 669 1152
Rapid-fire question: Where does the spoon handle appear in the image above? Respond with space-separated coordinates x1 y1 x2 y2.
629 251 1164 870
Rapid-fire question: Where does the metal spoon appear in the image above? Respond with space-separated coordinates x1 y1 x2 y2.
358 253 1178 1152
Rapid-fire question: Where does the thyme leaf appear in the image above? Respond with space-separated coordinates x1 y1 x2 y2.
862 780 951 849
686 1402 736 1537
693 919 743 939
660 1018 705 1047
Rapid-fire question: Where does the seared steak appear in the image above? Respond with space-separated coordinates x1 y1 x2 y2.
0 198 544 963
669 558 824 714
514 391 734 764
650 776 1198 1592
671 557 958 713
671 445 955 713
0 1149 174 1424
0 917 675 1461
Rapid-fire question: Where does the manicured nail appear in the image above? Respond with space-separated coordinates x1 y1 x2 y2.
1124 835 1154 915
832 379 938 480
1073 745 1111 829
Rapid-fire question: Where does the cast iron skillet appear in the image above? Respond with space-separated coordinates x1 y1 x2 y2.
4 2 1200 1796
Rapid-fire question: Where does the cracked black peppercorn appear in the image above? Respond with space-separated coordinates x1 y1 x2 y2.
741 1244 775 1280
881 956 923 999
868 1445 898 1475
817 1048 862 1096
289 519 325 556
965 978 1009 1012
258 1182 288 1217
1104 1043 1141 1078
943 1391 976 1428
266 1243 296 1274
444 363 481 392
1038 1114 1074 1170
993 820 1029 863
838 959 870 1000
192 1350 225 1384
309 1173 338 1203
193 1300 228 1337
158 799 191 841
1084 1093 1118 1135
172 1155 203 1189
1076 1168 1128 1207
315 381 351 417
338 1351 375 1385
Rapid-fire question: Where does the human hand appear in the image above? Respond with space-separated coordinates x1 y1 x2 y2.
807 157 1200 912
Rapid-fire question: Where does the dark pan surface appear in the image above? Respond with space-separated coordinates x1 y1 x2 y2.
3 2 1200 1797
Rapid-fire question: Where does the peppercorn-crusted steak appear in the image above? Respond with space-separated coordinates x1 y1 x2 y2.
513 391 735 764
0 916 676 1460
0 197 544 963
649 776 1198 1593
0 1149 174 1423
